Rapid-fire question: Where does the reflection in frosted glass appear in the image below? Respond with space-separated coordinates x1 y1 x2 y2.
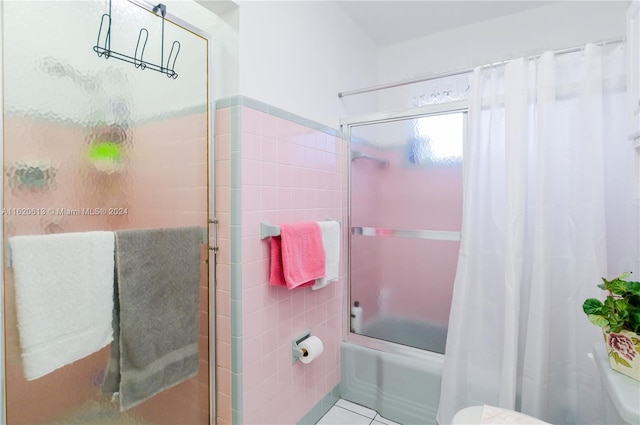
7 161 58 193
87 123 130 174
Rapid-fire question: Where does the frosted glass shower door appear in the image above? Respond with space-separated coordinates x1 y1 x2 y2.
2 0 210 423
349 113 464 354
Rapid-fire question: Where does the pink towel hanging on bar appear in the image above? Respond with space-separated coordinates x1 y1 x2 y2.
269 222 325 289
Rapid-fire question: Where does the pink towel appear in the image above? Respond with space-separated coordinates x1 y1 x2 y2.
270 237 313 288
269 222 326 289
269 236 287 287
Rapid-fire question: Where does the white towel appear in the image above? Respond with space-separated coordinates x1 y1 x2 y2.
9 231 115 380
312 220 340 290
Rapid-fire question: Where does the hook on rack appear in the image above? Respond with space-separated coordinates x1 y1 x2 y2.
93 0 181 79
152 3 166 17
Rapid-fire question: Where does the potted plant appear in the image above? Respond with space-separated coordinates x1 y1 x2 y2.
583 272 640 381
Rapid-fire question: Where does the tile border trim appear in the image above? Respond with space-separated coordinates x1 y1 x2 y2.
296 385 341 425
215 95 345 139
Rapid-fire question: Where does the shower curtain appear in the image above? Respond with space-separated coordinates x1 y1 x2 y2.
437 44 637 425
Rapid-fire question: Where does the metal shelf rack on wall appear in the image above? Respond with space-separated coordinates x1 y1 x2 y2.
93 0 181 79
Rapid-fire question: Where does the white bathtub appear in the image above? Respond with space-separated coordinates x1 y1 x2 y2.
362 316 447 353
340 318 446 425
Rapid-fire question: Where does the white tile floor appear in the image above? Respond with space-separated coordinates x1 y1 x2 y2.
316 399 402 425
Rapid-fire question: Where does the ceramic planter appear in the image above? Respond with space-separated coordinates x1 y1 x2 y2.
603 329 640 381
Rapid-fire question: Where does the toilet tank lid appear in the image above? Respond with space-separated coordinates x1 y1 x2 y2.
593 344 640 425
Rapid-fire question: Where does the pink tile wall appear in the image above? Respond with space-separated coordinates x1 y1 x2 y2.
214 104 348 424
240 107 348 425
214 107 233 425
350 146 462 326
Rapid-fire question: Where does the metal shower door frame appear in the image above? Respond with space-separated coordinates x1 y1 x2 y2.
341 100 469 356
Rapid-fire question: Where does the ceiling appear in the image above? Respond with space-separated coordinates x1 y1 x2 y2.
336 1 556 47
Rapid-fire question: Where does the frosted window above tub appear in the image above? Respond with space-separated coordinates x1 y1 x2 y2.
408 72 472 107
341 71 472 117
408 111 465 166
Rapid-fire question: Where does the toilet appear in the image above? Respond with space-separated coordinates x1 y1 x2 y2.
451 344 640 425
451 405 548 424
451 406 485 424
594 343 640 425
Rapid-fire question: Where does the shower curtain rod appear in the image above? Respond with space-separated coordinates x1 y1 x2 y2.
337 36 625 99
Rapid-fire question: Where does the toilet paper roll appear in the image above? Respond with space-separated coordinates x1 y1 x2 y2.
299 336 323 364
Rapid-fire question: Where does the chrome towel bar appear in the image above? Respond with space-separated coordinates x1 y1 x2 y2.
351 226 461 241
260 219 341 239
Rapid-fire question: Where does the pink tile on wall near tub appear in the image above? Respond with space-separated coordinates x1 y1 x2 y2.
260 113 278 140
215 107 233 425
275 117 293 141
216 103 347 425
216 133 231 161
216 159 231 188
216 109 231 135
242 185 261 212
242 106 262 136
242 133 261 161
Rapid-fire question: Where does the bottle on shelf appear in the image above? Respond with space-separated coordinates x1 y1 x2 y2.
351 301 363 334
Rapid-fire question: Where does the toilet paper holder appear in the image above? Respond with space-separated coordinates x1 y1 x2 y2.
292 330 312 364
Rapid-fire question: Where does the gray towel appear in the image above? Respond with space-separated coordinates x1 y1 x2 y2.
103 226 203 411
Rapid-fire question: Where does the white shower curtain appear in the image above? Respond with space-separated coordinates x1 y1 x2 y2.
437 44 638 425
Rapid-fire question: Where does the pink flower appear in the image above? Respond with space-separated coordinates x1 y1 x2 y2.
608 333 637 361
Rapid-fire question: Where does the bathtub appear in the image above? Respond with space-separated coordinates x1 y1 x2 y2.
340 317 446 425
362 316 447 353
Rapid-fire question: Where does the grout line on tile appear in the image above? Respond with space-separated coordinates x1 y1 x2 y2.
337 405 367 416
335 399 377 418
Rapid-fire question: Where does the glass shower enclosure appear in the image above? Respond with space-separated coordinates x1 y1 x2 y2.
2 0 212 423
348 110 465 354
